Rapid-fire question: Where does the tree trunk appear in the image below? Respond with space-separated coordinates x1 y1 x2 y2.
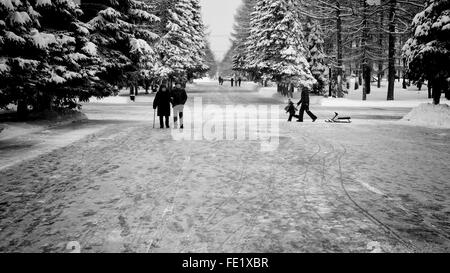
17 99 28 120
328 67 332 97
362 0 369 100
377 68 382 89
362 67 368 101
145 80 150 94
432 79 442 105
378 11 384 89
364 66 371 96
364 65 371 96
36 93 52 112
387 0 396 101
336 4 344 98
428 79 432 99
402 58 407 89
129 85 135 102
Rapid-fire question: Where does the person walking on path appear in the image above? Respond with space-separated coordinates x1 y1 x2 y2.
171 83 188 129
153 85 172 129
238 77 242 87
231 77 234 87
288 83 295 99
296 88 317 122
285 99 300 122
219 76 223 86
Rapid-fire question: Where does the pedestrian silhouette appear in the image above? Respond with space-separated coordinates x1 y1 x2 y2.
297 88 317 122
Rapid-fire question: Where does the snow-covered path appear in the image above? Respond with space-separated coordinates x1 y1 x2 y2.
0 83 449 253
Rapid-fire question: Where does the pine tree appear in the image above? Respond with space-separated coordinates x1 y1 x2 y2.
204 41 217 78
298 0 353 98
304 19 327 95
188 0 208 78
383 0 424 100
0 0 109 117
403 0 450 105
154 0 207 82
298 0 423 100
231 0 256 73
245 0 315 89
218 42 236 77
88 0 160 93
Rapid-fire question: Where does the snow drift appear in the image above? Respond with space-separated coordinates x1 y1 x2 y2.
401 103 450 129
0 110 88 141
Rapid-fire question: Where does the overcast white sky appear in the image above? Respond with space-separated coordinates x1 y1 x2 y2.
200 0 243 61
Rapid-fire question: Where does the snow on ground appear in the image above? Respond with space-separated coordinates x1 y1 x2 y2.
0 122 47 141
401 103 450 129
260 80 448 108
0 121 108 172
192 80 259 90
0 111 88 141
0 82 449 253
88 95 154 104
322 80 446 108
193 77 217 83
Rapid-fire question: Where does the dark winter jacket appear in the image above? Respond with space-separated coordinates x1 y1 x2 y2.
285 103 298 115
153 90 172 117
297 90 310 106
171 88 188 106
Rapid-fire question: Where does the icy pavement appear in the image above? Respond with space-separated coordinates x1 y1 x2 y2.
0 82 449 253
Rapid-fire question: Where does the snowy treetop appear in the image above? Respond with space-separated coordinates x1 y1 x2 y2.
36 0 52 7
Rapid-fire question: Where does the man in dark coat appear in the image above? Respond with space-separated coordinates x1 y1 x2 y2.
297 88 317 122
230 77 234 87
153 85 172 128
238 77 242 87
171 83 188 129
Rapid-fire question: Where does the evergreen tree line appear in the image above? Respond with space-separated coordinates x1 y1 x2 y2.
0 0 214 117
226 0 449 104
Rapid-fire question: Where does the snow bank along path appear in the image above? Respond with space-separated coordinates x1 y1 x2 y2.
401 103 450 129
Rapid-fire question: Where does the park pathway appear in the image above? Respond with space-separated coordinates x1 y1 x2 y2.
0 82 449 252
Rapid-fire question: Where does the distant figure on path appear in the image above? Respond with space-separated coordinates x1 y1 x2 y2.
417 81 423 91
151 83 158 93
285 99 300 122
219 76 223 86
231 77 234 87
130 86 136 102
238 77 242 87
171 83 188 129
288 83 295 98
297 88 317 122
153 85 172 129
